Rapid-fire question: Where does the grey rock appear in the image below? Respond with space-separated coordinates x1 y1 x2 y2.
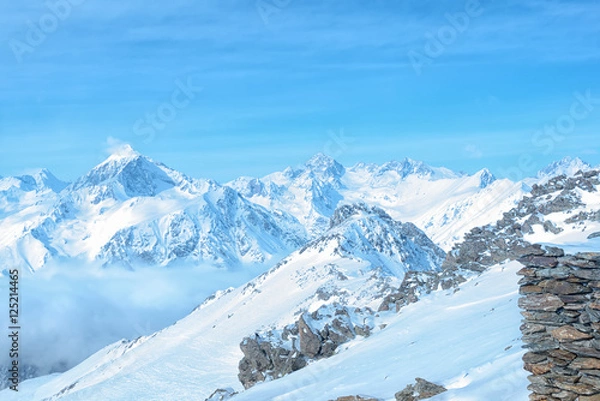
205 388 238 401
395 378 447 401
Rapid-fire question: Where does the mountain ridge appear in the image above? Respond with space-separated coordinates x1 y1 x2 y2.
0 149 596 273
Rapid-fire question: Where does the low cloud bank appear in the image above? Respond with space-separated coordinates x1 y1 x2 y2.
0 261 260 378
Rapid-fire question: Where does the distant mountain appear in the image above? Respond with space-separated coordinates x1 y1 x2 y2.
229 155 522 250
536 156 593 183
70 145 189 200
98 184 307 268
2 150 595 273
230 154 346 236
0 169 68 216
0 170 69 263
0 147 307 272
0 168 68 194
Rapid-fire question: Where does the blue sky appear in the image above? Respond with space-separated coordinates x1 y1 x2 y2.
1 0 600 182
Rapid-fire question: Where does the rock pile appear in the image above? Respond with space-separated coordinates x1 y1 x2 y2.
395 378 447 401
518 248 600 400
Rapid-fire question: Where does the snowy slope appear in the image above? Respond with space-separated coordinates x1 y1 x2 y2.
232 261 528 401
0 205 446 401
229 155 525 250
2 262 528 401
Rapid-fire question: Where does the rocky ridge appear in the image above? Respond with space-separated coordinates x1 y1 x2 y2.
443 169 600 274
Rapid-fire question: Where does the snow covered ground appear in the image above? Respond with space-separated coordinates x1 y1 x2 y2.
1 261 528 401
233 262 528 401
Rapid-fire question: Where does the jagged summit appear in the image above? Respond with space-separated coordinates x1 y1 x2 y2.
105 144 141 162
351 157 462 181
0 168 68 193
537 156 593 180
476 168 496 188
304 202 446 276
379 158 433 178
71 148 181 198
303 153 346 180
329 203 392 229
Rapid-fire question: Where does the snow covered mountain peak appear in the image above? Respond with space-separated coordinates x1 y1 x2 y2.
303 153 345 181
303 202 446 276
71 150 182 199
537 156 593 181
105 143 141 162
476 168 496 188
0 169 68 193
349 157 462 181
329 202 392 229
379 157 433 178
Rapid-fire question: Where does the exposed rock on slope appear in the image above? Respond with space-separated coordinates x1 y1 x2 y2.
395 378 447 401
236 203 447 389
238 304 376 389
443 170 600 274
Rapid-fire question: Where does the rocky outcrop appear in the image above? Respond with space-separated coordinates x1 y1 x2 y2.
238 305 374 389
378 269 466 313
237 335 307 389
518 249 600 400
329 396 380 401
395 378 447 401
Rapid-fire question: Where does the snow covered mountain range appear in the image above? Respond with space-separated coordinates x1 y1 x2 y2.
0 146 308 272
3 154 599 401
3 147 591 274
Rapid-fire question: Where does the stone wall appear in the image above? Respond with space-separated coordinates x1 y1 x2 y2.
518 248 600 401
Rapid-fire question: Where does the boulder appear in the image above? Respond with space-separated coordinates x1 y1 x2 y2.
395 378 447 401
